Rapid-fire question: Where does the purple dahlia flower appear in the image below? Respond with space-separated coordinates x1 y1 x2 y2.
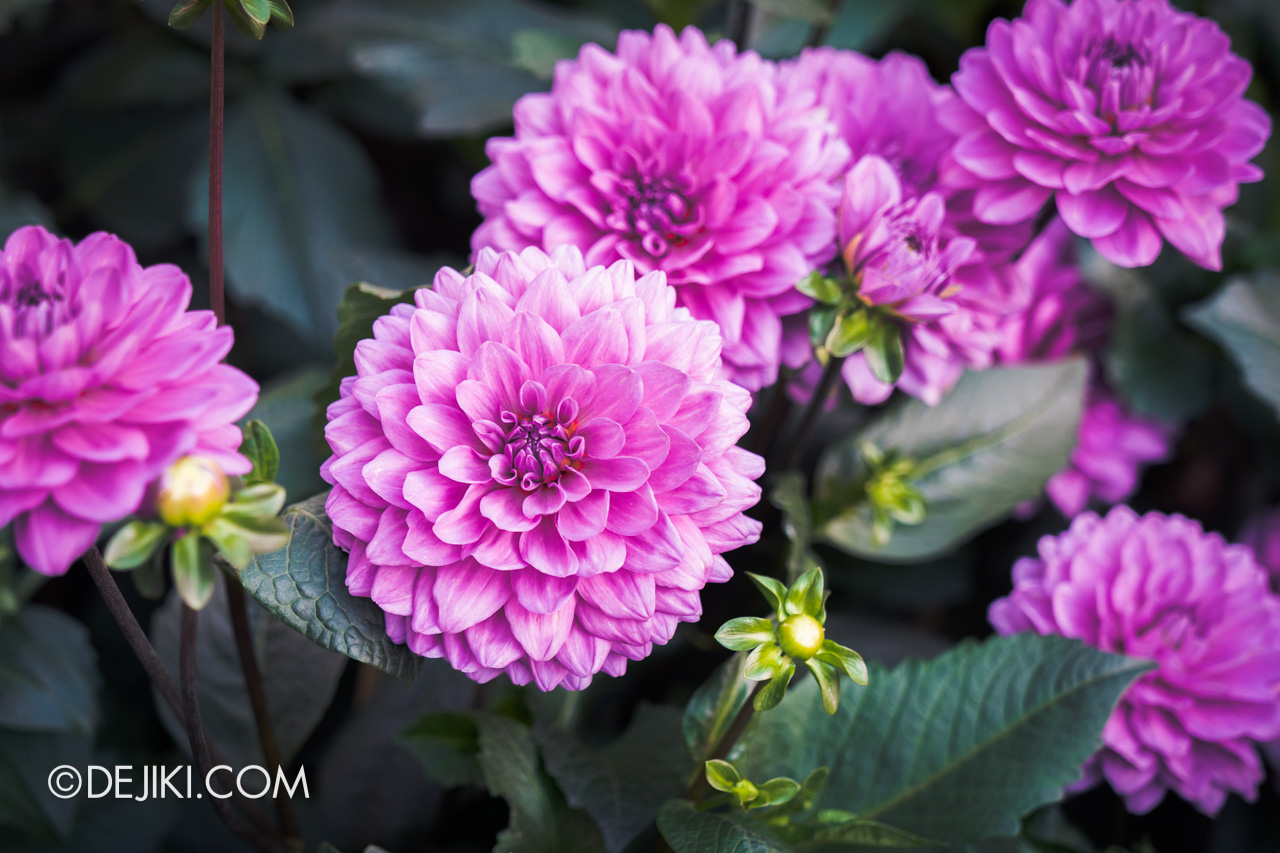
990 506 1280 815
321 246 764 690
945 0 1270 270
0 226 257 576
470 25 850 391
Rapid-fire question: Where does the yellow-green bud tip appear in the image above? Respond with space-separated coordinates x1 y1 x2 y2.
157 456 230 527
778 613 824 660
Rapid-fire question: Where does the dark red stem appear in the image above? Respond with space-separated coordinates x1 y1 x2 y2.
209 2 225 325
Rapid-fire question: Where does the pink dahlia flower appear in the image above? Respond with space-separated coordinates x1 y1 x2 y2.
990 506 1280 815
944 0 1270 270
321 246 764 691
0 225 257 576
470 25 849 391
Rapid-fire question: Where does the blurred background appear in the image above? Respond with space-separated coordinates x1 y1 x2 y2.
0 0 1277 851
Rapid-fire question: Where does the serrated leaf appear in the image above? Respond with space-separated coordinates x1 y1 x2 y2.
0 607 99 735
534 704 690 853
813 818 945 847
150 573 347 768
1184 274 1280 419
716 617 776 652
657 799 792 853
816 361 1087 562
237 493 421 680
733 634 1152 844
168 0 210 28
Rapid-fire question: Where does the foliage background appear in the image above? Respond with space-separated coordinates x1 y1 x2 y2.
0 0 1277 851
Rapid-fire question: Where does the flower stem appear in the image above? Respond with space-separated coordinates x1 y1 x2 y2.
747 379 794 460
209 0 226 325
727 0 757 48
225 579 301 840
181 604 294 853
683 682 765 802
782 356 844 471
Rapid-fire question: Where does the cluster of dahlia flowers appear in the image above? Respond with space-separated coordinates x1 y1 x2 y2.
0 226 256 576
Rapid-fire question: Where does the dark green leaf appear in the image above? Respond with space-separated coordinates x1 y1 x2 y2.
753 661 795 712
187 90 414 345
747 0 831 23
684 654 752 763
0 729 91 840
816 361 1087 562
267 0 294 27
733 634 1152 844
150 573 347 768
0 607 99 735
238 492 420 680
657 799 791 853
813 818 944 847
169 0 210 28
824 0 915 49
246 367 330 502
314 0 617 136
226 0 267 38
809 307 838 347
1184 273 1280 419
399 711 484 788
535 704 691 853
1089 258 1213 421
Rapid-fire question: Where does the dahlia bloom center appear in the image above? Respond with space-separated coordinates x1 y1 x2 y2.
495 382 585 493
604 172 703 258
4 266 76 339
1084 38 1154 116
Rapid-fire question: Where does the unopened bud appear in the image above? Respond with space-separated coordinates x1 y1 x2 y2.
778 613 824 661
157 456 230 527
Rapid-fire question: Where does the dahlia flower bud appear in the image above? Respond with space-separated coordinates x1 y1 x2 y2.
471 25 850 391
0 226 257 576
157 456 230 527
944 0 1270 270
322 246 766 690
990 506 1280 815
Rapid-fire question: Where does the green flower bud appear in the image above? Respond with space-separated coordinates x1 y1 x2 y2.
778 613 824 661
157 456 230 528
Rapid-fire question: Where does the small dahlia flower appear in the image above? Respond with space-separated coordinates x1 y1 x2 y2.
990 506 1280 815
470 25 849 391
0 226 257 576
321 246 764 690
945 0 1270 270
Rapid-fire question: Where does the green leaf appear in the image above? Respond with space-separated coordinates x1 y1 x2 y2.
796 271 842 306
150 573 347 768
716 617 776 652
534 704 690 853
238 0 271 24
1185 273 1280 419
314 0 617 136
237 493 420 680
824 0 915 49
225 0 267 38
784 567 823 620
816 361 1087 562
239 420 281 486
827 309 874 358
0 728 92 840
657 799 791 853
102 521 168 571
187 90 430 345
753 777 801 808
224 483 287 521
1089 257 1213 421
399 710 484 788
805 658 840 716
168 0 210 28
705 759 743 792
747 573 788 621
753 661 795 712
746 0 832 24
744 642 786 682
204 514 290 570
809 306 838 348
864 320 905 384
173 532 214 610
813 818 945 847
684 654 752 763
473 712 604 853
0 607 99 735
267 0 294 27
815 640 867 686
733 634 1152 844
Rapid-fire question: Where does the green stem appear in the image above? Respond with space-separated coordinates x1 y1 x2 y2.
782 356 845 471
683 682 765 801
